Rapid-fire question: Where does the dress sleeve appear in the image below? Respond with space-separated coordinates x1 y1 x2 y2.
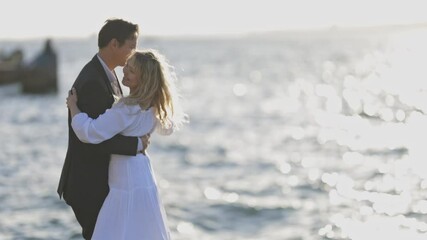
71 103 132 144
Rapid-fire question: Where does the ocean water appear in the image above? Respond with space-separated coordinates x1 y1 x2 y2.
2 27 427 239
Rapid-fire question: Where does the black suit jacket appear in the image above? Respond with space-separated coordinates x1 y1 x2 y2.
57 54 138 205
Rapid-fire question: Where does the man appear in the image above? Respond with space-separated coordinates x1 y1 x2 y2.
57 18 148 240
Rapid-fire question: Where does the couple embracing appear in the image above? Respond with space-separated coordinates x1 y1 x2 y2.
57 18 185 240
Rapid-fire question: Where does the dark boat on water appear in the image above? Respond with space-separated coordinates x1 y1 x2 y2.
0 49 24 84
0 39 58 94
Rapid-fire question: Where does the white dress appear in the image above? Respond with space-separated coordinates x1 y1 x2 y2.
71 102 172 240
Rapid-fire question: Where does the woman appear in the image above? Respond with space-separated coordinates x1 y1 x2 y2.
66 49 184 240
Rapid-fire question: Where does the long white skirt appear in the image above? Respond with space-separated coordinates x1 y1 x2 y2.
92 153 171 240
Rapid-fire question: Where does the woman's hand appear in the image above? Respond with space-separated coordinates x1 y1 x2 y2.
66 88 78 108
66 88 81 117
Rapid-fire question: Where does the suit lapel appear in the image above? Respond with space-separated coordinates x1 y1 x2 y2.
91 55 115 96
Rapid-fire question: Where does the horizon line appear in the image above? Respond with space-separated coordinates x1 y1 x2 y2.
1 22 427 42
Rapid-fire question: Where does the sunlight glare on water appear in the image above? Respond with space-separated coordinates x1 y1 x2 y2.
3 28 427 239
314 28 427 239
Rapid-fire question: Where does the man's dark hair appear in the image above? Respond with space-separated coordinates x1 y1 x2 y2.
98 18 139 48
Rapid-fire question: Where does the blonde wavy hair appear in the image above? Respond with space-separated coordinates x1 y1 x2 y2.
120 49 185 128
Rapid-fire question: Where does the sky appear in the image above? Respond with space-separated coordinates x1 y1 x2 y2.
1 0 427 40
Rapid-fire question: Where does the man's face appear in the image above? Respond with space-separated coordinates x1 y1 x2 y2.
115 32 138 67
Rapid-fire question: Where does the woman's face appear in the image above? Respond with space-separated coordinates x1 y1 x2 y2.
122 58 139 92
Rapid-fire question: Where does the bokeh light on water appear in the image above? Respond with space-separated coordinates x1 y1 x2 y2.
2 27 427 239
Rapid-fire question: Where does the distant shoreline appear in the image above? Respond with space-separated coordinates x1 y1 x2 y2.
1 22 427 42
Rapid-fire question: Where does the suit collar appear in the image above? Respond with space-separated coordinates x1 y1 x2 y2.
92 54 123 96
91 54 115 95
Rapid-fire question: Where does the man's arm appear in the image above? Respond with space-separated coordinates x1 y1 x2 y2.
101 134 140 155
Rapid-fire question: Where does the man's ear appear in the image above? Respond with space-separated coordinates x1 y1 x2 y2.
109 38 119 49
